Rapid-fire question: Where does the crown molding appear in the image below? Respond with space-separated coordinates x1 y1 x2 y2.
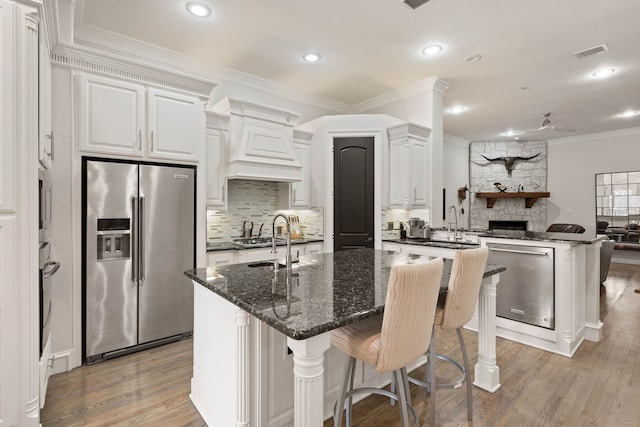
71 22 351 114
352 77 449 113
51 42 217 98
548 126 640 145
444 133 470 147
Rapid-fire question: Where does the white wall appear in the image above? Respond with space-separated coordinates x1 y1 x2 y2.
443 134 470 229
547 128 640 235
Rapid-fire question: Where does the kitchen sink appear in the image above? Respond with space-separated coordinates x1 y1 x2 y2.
233 237 286 248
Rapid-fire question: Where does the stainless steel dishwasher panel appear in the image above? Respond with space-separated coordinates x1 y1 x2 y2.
487 243 555 329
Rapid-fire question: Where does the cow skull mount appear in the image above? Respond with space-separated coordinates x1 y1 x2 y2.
481 153 541 176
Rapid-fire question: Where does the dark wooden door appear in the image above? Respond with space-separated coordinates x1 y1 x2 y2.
333 137 374 251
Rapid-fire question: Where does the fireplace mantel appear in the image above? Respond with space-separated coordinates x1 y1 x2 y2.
475 192 550 208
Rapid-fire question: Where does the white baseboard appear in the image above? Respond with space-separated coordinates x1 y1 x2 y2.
50 349 74 375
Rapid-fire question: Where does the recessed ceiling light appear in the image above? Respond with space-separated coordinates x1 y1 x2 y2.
422 44 443 56
302 52 321 62
502 131 516 136
448 106 466 114
186 2 211 17
619 110 639 118
592 68 615 78
465 54 482 63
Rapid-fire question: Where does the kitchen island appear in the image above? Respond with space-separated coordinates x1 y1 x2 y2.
185 249 504 427
477 230 607 356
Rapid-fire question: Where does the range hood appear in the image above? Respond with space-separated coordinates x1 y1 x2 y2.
212 97 303 182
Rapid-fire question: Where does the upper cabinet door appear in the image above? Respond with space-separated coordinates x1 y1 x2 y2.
206 128 227 208
411 140 428 206
387 122 431 209
290 142 310 207
388 138 408 207
38 38 52 169
147 88 202 161
76 73 146 156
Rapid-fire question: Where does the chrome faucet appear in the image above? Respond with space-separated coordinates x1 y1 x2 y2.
272 214 292 270
448 205 462 242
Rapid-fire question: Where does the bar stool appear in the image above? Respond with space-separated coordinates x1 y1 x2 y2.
331 257 444 427
410 246 489 425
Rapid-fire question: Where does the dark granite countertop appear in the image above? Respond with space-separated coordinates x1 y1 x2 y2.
383 238 480 250
185 248 505 341
477 230 608 244
207 238 324 252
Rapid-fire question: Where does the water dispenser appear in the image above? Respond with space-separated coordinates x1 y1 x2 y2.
96 218 130 261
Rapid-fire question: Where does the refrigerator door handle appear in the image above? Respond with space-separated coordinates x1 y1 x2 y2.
131 197 138 282
139 196 145 282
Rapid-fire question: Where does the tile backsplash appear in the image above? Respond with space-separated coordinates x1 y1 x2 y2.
381 207 430 239
206 179 324 242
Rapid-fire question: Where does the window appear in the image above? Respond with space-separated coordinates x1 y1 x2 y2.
596 171 640 229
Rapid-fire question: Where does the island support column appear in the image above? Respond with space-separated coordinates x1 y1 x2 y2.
584 241 603 341
287 333 331 427
474 273 501 392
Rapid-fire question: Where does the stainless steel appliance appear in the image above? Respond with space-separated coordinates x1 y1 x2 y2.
487 243 555 329
39 168 52 243
38 168 60 359
407 217 427 238
39 242 59 357
83 158 195 364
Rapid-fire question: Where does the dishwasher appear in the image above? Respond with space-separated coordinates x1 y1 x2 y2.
487 243 555 329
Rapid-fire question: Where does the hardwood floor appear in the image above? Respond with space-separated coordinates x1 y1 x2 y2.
42 263 640 426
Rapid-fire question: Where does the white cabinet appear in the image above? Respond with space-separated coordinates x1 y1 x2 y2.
235 247 274 264
206 112 229 208
76 73 146 156
38 35 53 169
1 0 44 422
147 88 203 160
279 129 312 209
207 242 323 268
382 241 457 259
387 122 431 208
303 242 323 255
207 250 235 267
76 73 203 161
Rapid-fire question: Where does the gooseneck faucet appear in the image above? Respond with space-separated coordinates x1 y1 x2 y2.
272 214 292 270
448 205 462 242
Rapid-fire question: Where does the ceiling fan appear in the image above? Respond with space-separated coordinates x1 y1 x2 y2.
506 112 576 136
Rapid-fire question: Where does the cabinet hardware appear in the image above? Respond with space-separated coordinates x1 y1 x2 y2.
292 189 296 202
46 131 54 160
138 130 142 151
221 184 225 202
150 131 154 151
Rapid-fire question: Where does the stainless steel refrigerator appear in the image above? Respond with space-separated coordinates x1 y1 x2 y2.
83 158 195 364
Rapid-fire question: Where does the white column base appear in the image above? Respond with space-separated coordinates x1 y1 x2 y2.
473 273 501 392
584 321 604 342
287 333 331 427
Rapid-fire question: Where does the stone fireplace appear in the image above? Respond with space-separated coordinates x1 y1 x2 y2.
469 140 547 232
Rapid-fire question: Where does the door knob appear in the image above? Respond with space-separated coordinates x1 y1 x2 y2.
364 237 373 243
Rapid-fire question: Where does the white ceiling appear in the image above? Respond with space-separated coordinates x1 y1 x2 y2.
74 0 640 141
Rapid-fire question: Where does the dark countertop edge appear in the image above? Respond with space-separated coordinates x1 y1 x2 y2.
207 238 324 252
477 233 608 245
185 259 506 341
382 238 480 249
